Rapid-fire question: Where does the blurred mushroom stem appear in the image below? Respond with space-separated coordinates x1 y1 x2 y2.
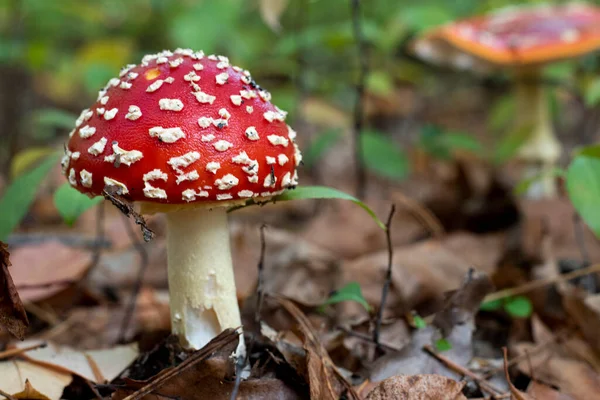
514 68 561 198
165 207 244 353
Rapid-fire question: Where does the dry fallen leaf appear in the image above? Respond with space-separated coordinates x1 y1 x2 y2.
9 240 92 302
0 360 71 400
527 381 575 400
15 340 138 383
0 241 29 339
365 374 466 400
12 379 51 400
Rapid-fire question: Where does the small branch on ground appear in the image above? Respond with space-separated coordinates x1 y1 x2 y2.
122 328 242 400
350 0 368 198
337 325 401 352
102 188 154 242
0 342 46 360
117 215 149 344
502 347 529 400
484 262 600 303
373 205 396 355
424 345 505 397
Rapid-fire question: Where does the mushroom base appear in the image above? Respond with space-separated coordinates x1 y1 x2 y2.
165 206 243 351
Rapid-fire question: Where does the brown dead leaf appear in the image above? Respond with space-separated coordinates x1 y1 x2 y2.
365 374 466 400
0 241 28 339
433 270 494 336
10 241 92 302
15 340 138 383
0 360 71 400
561 291 600 353
274 295 360 400
527 381 575 400
12 380 50 400
342 233 502 319
514 341 600 400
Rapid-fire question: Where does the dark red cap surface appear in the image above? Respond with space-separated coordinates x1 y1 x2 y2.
62 49 301 204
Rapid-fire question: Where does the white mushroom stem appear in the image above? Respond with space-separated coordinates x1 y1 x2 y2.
165 206 244 352
514 68 561 198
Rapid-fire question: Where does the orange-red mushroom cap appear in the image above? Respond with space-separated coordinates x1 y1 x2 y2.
62 49 301 205
413 3 600 69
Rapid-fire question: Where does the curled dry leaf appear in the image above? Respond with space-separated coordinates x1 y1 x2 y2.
15 340 138 383
365 374 467 400
12 379 51 400
0 360 71 400
273 295 361 400
10 240 92 302
0 241 28 339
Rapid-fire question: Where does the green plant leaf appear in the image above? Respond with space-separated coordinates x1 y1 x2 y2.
503 296 533 318
488 94 515 133
419 125 482 160
53 183 103 226
302 129 342 168
577 144 600 159
434 338 452 352
492 124 532 165
400 5 454 32
274 186 386 229
361 130 408 180
30 108 77 131
413 314 427 329
585 77 600 107
321 282 371 312
0 153 60 241
479 299 503 312
513 167 566 196
566 153 600 237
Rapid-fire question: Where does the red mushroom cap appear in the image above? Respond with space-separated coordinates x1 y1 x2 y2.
414 3 600 68
62 49 301 205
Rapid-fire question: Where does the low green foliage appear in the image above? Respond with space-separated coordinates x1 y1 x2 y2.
361 130 409 181
53 183 103 226
413 314 427 329
419 125 482 160
0 153 60 241
513 167 565 196
273 186 386 229
434 338 452 352
321 282 371 312
302 129 342 168
480 296 533 319
566 147 600 238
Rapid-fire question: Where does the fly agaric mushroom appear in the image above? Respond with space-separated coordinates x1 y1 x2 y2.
61 49 301 351
411 3 600 197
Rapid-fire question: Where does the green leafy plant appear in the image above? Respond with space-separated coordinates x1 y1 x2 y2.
53 183 104 226
361 130 409 181
418 124 482 160
302 129 342 168
434 338 453 352
566 145 600 237
320 282 371 312
0 152 60 241
480 295 533 319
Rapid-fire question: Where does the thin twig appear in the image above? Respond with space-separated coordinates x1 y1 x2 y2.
255 224 268 324
0 342 46 360
373 205 396 353
117 215 149 344
122 328 242 400
336 325 401 352
16 279 77 290
424 345 505 397
82 201 106 281
229 350 245 400
502 347 528 400
350 0 368 198
484 262 600 303
0 388 16 400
